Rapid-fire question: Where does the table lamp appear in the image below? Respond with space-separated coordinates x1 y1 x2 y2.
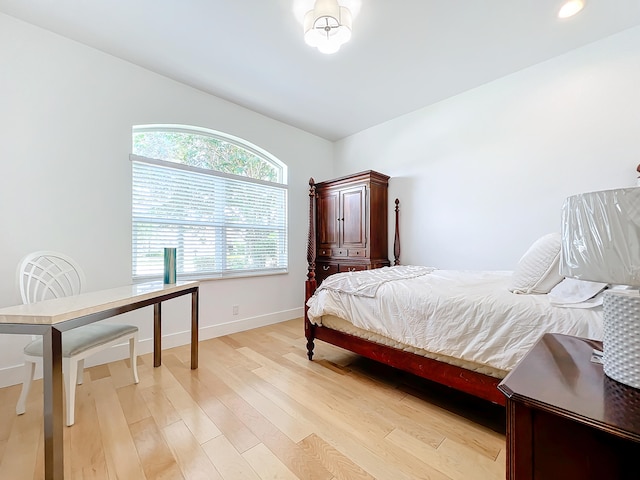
560 187 640 388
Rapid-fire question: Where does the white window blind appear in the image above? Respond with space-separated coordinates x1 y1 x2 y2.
131 155 288 280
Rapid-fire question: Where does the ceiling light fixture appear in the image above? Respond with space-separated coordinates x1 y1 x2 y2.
304 0 352 54
558 0 585 18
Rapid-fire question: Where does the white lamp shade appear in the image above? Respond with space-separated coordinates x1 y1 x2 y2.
560 187 640 286
304 1 352 54
561 186 640 390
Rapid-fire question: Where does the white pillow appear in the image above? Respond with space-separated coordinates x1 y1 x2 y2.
509 233 564 294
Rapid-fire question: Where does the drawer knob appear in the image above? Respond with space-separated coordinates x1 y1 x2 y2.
322 265 330 271
348 267 356 272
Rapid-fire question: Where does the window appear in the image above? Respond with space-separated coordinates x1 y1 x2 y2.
131 125 288 280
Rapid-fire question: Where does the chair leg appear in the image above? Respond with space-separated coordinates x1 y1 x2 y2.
130 334 139 384
16 361 36 415
64 357 77 427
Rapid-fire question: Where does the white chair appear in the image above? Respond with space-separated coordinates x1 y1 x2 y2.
15 251 139 426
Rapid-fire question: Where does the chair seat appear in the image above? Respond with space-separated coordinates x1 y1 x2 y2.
24 324 139 357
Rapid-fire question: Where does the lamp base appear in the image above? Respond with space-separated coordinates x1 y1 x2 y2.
603 290 640 389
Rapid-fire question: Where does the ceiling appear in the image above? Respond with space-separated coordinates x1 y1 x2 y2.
2 0 640 141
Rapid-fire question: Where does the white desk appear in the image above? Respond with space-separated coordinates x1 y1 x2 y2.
0 280 200 480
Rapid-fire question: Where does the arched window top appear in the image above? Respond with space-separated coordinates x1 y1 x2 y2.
132 124 287 184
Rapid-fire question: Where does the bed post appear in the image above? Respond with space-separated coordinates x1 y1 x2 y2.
393 198 401 266
305 178 318 360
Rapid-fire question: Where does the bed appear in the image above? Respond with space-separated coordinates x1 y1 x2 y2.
304 193 604 405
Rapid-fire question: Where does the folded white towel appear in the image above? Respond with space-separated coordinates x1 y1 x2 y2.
548 277 607 308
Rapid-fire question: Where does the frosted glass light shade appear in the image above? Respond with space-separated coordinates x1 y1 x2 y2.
558 1 585 18
304 0 352 54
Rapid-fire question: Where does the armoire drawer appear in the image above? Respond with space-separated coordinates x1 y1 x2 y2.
317 263 339 275
339 264 367 273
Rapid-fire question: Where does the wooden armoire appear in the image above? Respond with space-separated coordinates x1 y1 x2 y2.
312 170 390 285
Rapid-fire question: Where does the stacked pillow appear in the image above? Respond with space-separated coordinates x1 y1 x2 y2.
509 233 564 294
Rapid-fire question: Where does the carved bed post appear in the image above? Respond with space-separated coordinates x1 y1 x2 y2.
305 178 318 360
394 198 401 265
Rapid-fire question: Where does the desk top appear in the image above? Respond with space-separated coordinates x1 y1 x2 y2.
0 281 199 325
499 333 640 442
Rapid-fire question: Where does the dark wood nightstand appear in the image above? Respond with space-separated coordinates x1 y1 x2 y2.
498 333 640 480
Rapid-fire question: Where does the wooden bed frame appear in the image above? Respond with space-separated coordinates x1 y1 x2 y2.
304 179 506 406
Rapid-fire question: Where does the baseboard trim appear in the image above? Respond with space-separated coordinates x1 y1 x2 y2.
0 308 303 388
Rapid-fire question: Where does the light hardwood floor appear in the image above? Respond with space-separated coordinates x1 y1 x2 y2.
0 318 506 479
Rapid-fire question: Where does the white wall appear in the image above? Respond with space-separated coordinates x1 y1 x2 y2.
335 26 640 271
0 14 333 386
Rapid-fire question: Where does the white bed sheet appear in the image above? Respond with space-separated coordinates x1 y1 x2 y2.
306 266 603 372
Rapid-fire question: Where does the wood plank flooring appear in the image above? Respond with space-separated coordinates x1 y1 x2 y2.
0 319 506 479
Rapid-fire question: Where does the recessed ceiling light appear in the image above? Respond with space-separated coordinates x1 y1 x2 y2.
558 0 585 19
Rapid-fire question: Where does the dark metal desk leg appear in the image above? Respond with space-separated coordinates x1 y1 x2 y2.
154 303 161 367
42 327 64 480
191 288 199 369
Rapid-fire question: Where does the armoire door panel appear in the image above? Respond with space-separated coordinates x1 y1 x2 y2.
317 191 339 247
341 186 366 247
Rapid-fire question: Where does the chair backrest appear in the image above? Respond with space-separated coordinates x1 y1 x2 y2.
17 251 85 304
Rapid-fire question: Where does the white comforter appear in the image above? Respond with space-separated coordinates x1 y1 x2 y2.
306 266 603 372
